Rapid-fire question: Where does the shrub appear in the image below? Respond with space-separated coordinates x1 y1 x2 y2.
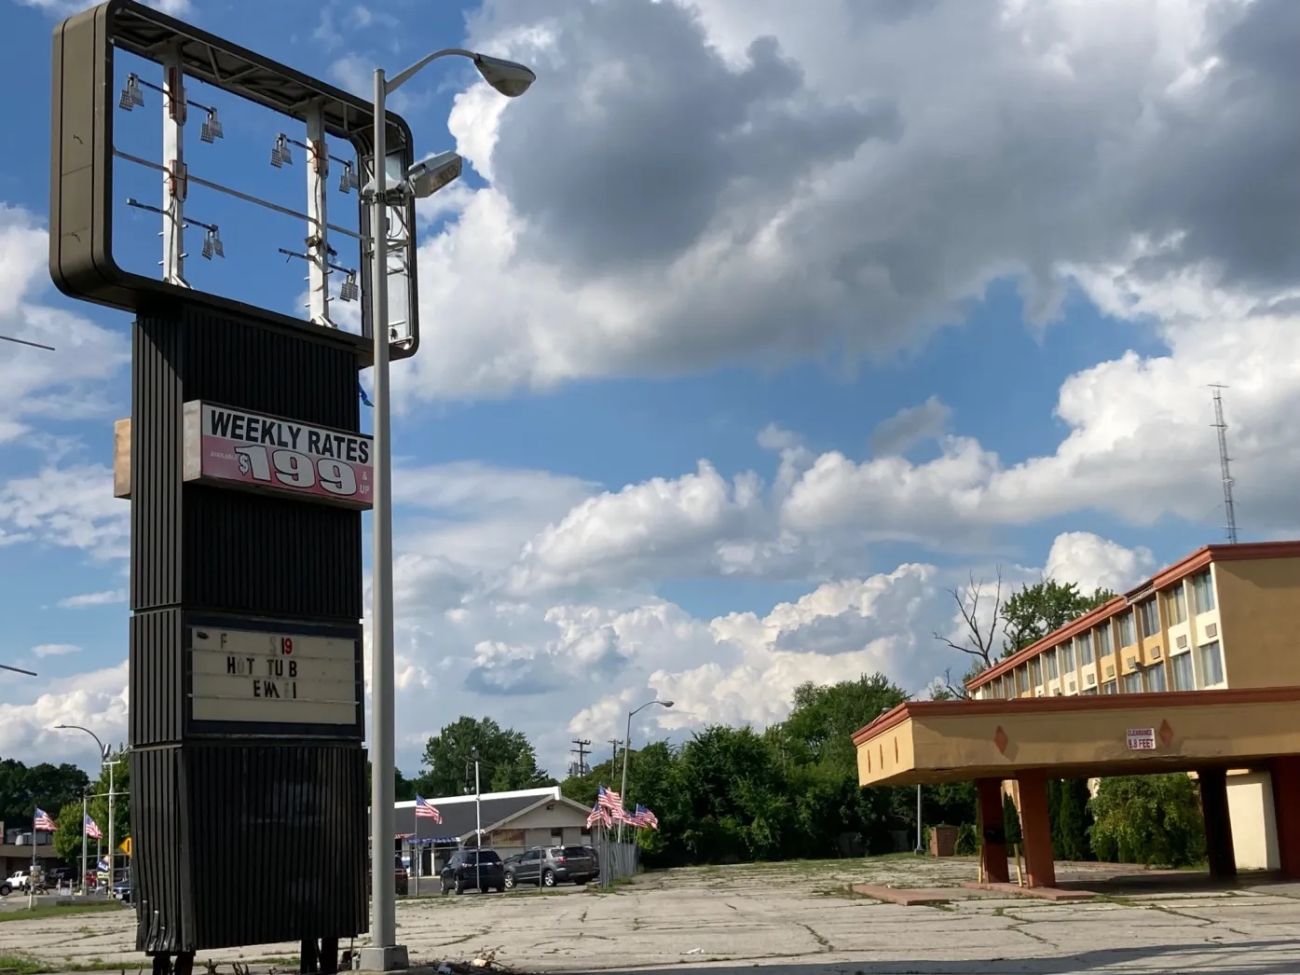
1089 774 1206 867
954 822 978 856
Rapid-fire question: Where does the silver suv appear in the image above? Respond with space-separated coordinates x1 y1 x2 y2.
503 846 597 888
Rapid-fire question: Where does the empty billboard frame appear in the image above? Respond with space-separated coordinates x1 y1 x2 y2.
49 0 421 363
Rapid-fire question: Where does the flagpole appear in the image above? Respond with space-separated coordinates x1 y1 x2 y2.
81 795 88 896
28 809 36 909
413 803 420 898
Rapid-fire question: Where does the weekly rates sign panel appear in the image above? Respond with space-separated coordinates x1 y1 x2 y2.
189 625 359 726
182 401 373 508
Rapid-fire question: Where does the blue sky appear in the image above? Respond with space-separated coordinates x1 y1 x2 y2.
4 0 1300 779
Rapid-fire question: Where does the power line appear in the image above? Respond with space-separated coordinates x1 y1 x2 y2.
0 333 56 352
1210 385 1238 544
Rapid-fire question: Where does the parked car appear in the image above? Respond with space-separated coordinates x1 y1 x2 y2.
440 849 505 895
6 871 30 891
0 878 11 896
503 846 597 889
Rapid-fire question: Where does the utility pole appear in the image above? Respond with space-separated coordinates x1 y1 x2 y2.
607 739 621 768
569 739 591 778
1210 385 1238 544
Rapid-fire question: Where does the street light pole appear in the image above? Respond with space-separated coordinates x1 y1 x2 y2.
474 753 481 894
359 48 533 973
53 725 109 894
618 700 673 844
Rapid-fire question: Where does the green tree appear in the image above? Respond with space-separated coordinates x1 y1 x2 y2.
53 799 88 864
1002 581 1115 655
1090 774 1205 866
416 716 553 797
1049 778 1093 861
0 758 90 830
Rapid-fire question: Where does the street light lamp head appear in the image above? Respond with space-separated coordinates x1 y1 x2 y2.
661 700 674 708
405 150 462 200
473 54 536 98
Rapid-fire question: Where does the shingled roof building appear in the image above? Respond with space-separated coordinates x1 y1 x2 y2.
394 786 593 883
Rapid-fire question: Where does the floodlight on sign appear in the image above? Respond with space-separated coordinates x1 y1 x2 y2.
339 270 359 302
338 161 359 194
271 133 292 168
199 108 222 143
202 226 223 259
119 73 144 111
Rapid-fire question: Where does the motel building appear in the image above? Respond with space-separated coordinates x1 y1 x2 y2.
853 540 1300 888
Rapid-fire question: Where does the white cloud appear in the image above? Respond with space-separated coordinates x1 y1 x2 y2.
0 206 128 445
1044 532 1156 594
56 589 127 609
0 662 128 767
32 643 81 658
509 461 777 593
0 466 128 559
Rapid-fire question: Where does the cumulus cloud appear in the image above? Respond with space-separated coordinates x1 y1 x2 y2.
1045 532 1156 595
386 0 1300 400
0 662 128 766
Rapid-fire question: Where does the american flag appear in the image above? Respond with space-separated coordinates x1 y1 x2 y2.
84 814 103 840
586 801 611 830
414 795 442 823
33 807 56 832
597 785 624 819
632 804 659 830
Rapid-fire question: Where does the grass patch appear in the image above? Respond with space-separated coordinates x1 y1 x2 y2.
0 902 127 923
0 954 45 975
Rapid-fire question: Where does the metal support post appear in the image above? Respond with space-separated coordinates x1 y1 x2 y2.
304 102 332 327
358 66 406 973
107 754 115 888
161 43 188 287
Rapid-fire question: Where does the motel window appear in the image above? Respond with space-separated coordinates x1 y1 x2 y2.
1166 587 1187 625
1079 634 1095 664
1122 671 1143 694
1061 642 1074 672
1017 667 1028 693
1101 680 1118 695
1046 651 1058 680
1199 640 1225 686
1097 625 1112 656
1192 571 1216 612
1118 612 1136 647
1172 652 1195 691
1005 677 1016 700
1030 658 1042 687
1138 599 1159 638
1145 663 1167 693
1082 686 1098 695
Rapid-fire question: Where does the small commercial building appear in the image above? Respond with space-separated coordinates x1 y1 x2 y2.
0 826 62 880
394 786 593 880
853 540 1300 887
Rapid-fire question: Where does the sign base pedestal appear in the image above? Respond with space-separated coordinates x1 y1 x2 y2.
357 945 409 972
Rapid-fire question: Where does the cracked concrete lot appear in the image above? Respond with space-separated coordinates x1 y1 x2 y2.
4 857 1300 974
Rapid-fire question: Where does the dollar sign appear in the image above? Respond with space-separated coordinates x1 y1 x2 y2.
239 453 251 475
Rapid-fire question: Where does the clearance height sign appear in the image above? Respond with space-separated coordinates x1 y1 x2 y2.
182 401 373 508
189 623 360 729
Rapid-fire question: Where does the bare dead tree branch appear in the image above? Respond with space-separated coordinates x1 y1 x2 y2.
932 567 1005 690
